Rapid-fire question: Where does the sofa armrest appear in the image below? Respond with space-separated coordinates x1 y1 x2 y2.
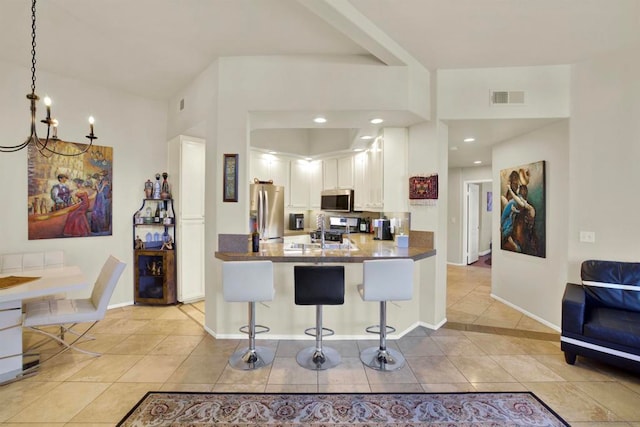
562 283 586 335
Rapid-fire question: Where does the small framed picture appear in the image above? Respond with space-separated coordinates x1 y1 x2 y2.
223 154 238 202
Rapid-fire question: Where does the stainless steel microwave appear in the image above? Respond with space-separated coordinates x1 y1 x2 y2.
320 189 354 212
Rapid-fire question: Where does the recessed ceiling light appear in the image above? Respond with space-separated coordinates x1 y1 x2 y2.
370 118 383 124
474 160 482 164
353 148 364 152
464 137 476 143
304 157 312 161
313 117 327 124
268 151 277 154
450 146 458 151
360 135 373 140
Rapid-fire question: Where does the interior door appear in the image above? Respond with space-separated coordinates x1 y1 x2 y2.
467 183 480 264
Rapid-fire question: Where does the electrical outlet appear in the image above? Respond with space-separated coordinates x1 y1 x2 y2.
580 231 595 243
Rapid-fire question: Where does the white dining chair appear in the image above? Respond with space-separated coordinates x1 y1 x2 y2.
44 250 65 269
1 253 24 273
23 255 126 359
22 252 45 271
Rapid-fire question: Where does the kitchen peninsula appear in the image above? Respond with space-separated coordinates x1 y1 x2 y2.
213 232 438 339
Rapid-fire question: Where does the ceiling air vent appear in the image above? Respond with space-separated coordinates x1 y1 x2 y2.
491 90 525 105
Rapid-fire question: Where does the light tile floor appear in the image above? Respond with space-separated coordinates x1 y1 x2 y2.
2 264 640 425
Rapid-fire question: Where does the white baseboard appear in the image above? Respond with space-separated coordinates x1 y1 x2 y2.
490 293 560 332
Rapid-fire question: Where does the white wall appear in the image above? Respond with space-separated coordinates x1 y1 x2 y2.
408 120 448 327
0 60 167 305
568 47 640 280
438 65 571 120
492 120 569 328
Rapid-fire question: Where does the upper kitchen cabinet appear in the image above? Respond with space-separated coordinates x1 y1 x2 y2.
290 159 323 209
250 151 290 204
289 159 310 208
353 151 368 211
323 158 338 190
353 128 408 212
338 156 354 189
308 160 322 208
323 156 354 190
367 138 383 210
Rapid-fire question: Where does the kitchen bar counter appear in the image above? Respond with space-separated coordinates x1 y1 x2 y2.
214 233 435 263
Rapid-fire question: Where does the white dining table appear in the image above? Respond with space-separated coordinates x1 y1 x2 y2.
0 266 89 385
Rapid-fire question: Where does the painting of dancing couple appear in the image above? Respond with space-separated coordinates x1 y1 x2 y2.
500 160 545 258
27 141 113 240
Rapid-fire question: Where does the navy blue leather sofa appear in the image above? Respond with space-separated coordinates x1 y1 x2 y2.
561 260 640 372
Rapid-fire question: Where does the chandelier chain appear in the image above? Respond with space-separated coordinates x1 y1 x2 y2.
30 0 37 94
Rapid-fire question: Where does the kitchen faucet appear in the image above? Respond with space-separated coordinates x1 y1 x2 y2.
317 214 325 249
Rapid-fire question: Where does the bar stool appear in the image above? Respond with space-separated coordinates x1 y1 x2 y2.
294 265 345 370
222 260 275 370
358 258 414 371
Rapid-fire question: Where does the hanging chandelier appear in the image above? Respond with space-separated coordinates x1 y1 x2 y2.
0 0 97 156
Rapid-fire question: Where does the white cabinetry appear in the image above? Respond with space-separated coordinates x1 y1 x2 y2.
323 158 338 190
353 151 368 211
367 138 384 210
167 135 205 302
353 129 407 212
323 156 354 190
250 151 290 205
290 160 310 208
309 161 322 208
338 156 354 189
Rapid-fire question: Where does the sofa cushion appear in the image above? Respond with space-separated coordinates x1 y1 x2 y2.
581 260 640 313
583 307 640 349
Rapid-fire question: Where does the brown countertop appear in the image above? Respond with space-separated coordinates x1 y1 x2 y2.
214 233 435 263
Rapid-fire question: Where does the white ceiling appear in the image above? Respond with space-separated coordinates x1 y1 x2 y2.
1 0 638 167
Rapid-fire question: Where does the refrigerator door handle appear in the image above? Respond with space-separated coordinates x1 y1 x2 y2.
258 188 264 236
263 189 270 240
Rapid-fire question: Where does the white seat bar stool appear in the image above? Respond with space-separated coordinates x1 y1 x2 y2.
358 258 414 371
294 265 345 370
222 260 275 370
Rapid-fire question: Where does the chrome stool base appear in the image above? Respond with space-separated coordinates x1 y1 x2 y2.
360 346 405 371
296 346 341 370
229 346 275 370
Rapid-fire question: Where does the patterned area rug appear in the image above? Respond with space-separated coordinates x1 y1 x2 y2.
117 391 568 426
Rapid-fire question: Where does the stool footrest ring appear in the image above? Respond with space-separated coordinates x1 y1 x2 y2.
304 326 335 338
365 324 396 335
239 324 270 335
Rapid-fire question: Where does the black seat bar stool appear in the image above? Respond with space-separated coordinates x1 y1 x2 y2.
294 265 345 370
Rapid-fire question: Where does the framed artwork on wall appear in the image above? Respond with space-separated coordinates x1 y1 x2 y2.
223 153 238 202
499 160 546 258
27 141 113 240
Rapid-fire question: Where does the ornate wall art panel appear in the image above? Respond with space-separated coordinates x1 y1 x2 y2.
499 160 546 258
27 141 113 239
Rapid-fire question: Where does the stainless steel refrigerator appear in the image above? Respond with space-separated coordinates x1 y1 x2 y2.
250 183 284 241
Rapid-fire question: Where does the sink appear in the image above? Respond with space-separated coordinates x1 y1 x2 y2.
283 241 358 252
320 242 358 251
283 242 322 252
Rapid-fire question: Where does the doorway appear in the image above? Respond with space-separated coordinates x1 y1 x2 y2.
463 179 493 266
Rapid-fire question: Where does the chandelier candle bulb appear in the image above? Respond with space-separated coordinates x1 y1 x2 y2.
44 96 51 119
89 116 94 135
